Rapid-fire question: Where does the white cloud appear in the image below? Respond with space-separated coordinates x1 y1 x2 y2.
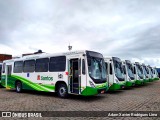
0 0 160 67
131 57 160 68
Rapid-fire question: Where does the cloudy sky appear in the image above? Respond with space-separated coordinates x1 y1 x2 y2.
0 0 160 67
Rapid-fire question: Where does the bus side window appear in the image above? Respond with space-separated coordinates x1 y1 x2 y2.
105 63 108 69
49 56 66 72
35 58 49 72
110 63 112 75
147 69 149 74
134 67 136 74
8 65 12 76
23 60 35 73
2 63 6 73
82 59 85 75
105 62 109 75
0 65 2 77
123 65 126 74
14 61 23 73
0 65 2 72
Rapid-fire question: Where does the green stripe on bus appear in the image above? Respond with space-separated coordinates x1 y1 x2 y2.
7 75 55 92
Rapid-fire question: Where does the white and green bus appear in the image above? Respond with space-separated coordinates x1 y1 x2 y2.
133 62 144 85
141 63 150 83
149 66 159 81
105 57 126 91
122 60 136 87
147 65 154 82
152 67 159 81
0 50 108 98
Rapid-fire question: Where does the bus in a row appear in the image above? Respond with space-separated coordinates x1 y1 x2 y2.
0 50 108 98
0 50 159 97
105 57 159 91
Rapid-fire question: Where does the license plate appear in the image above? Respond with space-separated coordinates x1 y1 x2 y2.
101 90 105 94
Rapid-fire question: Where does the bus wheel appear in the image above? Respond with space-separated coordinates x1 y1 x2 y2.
16 82 22 93
57 84 68 98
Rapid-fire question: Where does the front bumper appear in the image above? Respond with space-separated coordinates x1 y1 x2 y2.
153 78 159 81
143 79 149 83
81 82 109 96
149 78 154 82
109 82 126 91
125 81 135 87
135 80 143 85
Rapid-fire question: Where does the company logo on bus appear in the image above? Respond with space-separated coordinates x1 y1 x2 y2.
37 75 41 80
37 75 53 81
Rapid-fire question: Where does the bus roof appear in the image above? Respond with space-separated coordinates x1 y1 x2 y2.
125 60 132 64
2 50 102 63
2 50 86 63
104 56 120 60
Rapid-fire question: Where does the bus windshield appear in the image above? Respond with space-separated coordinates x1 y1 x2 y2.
87 51 107 84
136 64 143 79
149 68 153 78
151 68 154 74
142 66 148 78
126 63 135 80
113 58 125 81
144 66 149 74
155 69 159 77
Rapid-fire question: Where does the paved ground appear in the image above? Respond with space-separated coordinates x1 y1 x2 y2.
0 80 160 119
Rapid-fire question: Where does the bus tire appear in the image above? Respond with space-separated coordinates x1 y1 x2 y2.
57 84 68 98
16 81 23 93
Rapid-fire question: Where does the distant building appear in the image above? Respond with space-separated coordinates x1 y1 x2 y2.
0 54 12 62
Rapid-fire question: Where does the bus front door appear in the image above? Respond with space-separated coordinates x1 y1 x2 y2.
68 58 81 94
5 65 12 88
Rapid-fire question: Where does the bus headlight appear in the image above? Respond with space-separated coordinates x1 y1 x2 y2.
89 81 95 88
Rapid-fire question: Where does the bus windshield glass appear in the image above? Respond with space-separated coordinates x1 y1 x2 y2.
126 63 135 80
142 66 148 77
136 64 143 79
151 68 154 74
144 66 149 74
155 69 158 76
87 51 107 84
113 57 125 81
149 68 153 78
